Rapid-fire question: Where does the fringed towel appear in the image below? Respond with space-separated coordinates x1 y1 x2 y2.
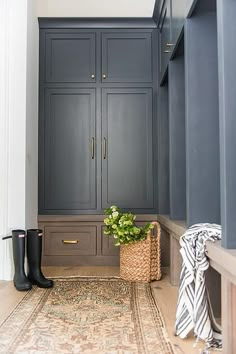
175 223 222 351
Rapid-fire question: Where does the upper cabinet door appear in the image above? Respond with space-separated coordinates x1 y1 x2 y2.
101 32 152 83
45 32 96 83
42 88 96 212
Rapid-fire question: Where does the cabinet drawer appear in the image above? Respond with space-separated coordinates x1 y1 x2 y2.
44 226 97 256
101 227 120 256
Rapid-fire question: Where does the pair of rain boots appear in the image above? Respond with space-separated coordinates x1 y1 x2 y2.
11 229 53 291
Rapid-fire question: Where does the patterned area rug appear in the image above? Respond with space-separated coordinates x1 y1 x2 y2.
0 277 174 354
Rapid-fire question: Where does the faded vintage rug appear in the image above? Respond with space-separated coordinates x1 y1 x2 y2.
0 277 174 354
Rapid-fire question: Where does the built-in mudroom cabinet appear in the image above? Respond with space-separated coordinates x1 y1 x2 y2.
38 19 158 266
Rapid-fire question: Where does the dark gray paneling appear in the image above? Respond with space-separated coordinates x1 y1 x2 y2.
217 0 236 248
159 0 172 81
152 29 159 214
153 0 161 24
44 88 96 211
102 88 154 210
171 0 185 46
102 32 152 83
186 0 216 18
157 81 169 214
185 8 220 226
169 45 186 220
45 32 96 83
38 18 157 29
192 0 216 13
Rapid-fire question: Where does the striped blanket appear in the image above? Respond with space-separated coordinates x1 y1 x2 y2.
175 223 222 350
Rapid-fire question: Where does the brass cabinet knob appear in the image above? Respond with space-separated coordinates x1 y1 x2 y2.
91 74 95 79
102 74 106 79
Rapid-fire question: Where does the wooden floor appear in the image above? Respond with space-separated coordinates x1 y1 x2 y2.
0 267 218 354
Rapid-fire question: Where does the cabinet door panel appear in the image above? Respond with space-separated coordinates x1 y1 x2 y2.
45 33 96 83
102 32 152 83
102 88 154 209
44 88 96 211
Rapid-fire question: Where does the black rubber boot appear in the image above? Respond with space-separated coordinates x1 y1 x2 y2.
27 229 53 288
12 230 32 291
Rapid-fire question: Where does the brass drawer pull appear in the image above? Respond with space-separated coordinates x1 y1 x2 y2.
62 240 79 244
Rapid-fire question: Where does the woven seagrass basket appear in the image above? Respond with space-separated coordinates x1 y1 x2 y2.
120 221 161 283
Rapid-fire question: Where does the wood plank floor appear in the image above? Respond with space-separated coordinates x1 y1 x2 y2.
0 267 219 354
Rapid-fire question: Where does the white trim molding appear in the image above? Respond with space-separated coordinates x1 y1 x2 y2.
0 0 13 280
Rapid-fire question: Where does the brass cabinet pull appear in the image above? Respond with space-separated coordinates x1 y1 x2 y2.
166 43 174 47
91 137 95 159
103 137 106 159
62 240 79 244
164 50 171 53
102 74 106 79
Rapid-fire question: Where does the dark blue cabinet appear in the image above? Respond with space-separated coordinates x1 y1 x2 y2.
39 24 157 214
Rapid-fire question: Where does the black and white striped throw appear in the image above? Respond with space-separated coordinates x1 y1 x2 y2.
175 223 222 351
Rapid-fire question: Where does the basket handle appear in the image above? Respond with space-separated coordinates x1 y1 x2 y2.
146 221 161 241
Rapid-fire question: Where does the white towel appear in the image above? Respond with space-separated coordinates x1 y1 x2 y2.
175 223 222 350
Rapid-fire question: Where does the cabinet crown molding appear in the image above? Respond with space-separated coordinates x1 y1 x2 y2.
38 17 157 29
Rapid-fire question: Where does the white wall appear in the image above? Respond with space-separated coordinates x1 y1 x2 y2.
37 0 156 17
0 0 39 280
7 0 27 231
25 0 39 230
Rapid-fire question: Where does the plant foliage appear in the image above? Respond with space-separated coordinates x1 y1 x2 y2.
103 205 154 246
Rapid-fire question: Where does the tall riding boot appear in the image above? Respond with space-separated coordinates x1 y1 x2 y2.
27 229 53 288
12 230 32 291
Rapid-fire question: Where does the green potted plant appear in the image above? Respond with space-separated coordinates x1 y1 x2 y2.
103 205 153 245
104 206 162 283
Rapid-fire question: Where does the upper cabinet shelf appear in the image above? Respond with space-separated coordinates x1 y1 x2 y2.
42 30 153 84
158 0 185 82
159 0 172 80
172 0 185 45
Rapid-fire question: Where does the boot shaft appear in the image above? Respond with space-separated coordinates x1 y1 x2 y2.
11 229 32 291
12 229 26 269
27 229 53 288
27 229 43 266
